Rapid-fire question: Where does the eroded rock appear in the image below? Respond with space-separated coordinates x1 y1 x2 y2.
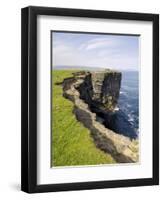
76 70 121 112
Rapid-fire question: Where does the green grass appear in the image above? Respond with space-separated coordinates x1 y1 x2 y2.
52 69 115 167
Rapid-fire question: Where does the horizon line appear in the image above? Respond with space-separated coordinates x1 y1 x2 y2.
52 65 139 72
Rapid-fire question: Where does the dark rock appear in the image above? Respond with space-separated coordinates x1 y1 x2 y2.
76 70 121 112
92 70 121 111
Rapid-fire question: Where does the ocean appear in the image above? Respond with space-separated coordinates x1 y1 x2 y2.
118 71 139 136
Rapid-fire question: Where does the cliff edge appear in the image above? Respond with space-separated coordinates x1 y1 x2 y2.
62 70 139 163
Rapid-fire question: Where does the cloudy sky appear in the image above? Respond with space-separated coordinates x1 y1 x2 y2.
52 32 139 71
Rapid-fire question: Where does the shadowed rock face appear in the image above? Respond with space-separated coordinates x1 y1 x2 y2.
76 70 122 112
92 71 122 111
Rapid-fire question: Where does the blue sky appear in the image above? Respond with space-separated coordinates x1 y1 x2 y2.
52 32 139 71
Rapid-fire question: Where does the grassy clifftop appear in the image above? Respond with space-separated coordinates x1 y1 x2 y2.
52 70 115 167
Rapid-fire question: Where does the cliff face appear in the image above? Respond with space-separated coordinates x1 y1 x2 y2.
92 70 122 111
76 70 121 112
62 71 139 163
75 70 137 139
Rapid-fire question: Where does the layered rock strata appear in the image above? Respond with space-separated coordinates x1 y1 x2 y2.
62 71 139 163
76 70 121 112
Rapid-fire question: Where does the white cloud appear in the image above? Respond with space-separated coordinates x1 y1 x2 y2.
52 34 139 71
79 38 118 51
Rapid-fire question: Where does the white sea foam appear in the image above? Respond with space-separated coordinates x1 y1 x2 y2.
114 106 119 111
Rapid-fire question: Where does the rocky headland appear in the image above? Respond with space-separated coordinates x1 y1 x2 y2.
61 70 139 163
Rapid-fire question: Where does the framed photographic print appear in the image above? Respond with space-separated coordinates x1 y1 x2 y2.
21 6 159 193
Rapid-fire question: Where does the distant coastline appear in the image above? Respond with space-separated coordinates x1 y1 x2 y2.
52 65 139 72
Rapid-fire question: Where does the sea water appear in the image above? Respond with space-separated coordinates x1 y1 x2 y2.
118 71 139 136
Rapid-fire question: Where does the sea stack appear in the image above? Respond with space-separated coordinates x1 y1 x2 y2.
91 70 121 111
75 69 122 112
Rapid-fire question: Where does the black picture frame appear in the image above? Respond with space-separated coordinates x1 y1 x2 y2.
21 6 159 193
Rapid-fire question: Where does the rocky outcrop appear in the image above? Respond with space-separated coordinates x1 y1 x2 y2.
62 71 139 163
76 70 121 112
76 70 137 139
